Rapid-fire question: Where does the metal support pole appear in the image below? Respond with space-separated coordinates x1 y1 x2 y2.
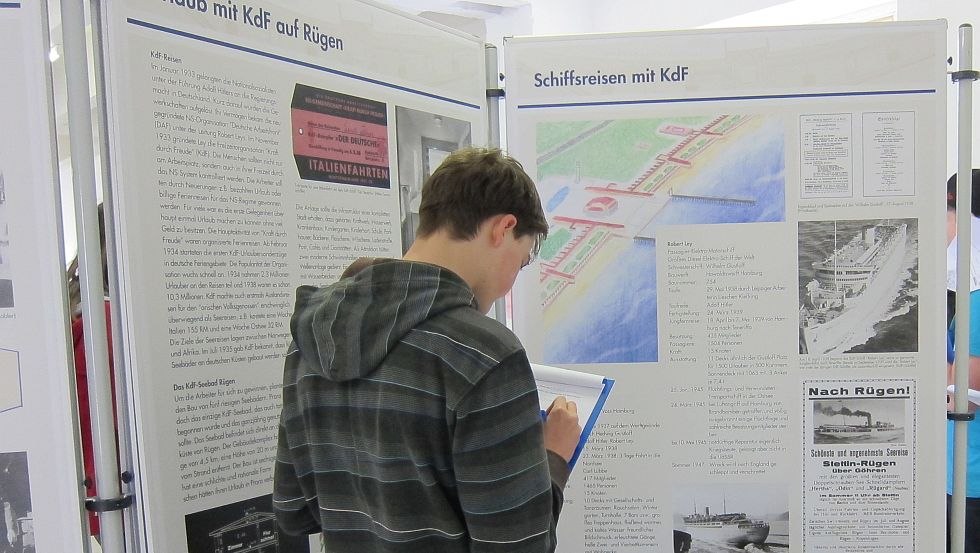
951 22 976 553
59 0 127 551
88 0 141 549
486 43 503 149
486 43 509 325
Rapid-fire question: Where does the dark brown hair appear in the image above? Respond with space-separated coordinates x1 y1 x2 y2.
415 147 548 243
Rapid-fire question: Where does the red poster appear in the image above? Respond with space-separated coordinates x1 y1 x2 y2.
291 84 390 188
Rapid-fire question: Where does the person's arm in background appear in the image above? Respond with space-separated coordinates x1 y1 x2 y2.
948 290 980 413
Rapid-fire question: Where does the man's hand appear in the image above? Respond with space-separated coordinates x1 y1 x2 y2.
543 396 581 462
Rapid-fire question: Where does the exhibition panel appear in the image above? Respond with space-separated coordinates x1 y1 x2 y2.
0 1 88 551
98 0 486 550
506 22 947 553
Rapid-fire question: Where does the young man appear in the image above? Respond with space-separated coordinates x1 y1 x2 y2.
946 169 980 553
274 147 581 552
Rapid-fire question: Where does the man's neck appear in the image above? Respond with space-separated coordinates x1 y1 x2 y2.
404 231 491 312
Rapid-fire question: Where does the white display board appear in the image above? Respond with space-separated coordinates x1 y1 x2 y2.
506 22 947 553
0 0 88 551
98 0 486 550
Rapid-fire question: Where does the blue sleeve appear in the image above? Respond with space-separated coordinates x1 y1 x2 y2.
950 290 980 358
949 330 955 364
970 291 980 357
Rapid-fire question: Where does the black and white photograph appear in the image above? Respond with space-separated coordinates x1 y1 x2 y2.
0 171 12 309
798 218 919 355
184 494 310 553
812 397 908 445
672 482 789 552
0 452 33 553
0 348 21 414
394 107 471 252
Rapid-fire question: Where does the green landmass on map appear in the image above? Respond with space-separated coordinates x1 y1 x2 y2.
537 116 713 182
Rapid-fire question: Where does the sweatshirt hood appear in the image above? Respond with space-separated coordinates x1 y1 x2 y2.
290 259 478 382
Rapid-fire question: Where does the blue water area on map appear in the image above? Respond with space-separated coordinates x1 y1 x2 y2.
547 186 570 213
543 120 785 365
544 239 660 364
652 121 785 227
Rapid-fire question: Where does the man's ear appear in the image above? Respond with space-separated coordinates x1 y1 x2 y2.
488 214 518 247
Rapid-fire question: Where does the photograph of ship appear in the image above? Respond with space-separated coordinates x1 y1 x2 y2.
521 114 785 364
394 107 471 252
798 218 918 355
184 494 309 553
673 482 788 552
812 398 907 445
0 452 34 553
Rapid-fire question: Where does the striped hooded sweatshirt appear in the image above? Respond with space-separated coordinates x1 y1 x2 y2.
273 259 570 552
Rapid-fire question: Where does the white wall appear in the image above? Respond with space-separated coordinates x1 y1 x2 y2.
527 0 593 35
486 5 532 48
543 0 788 33
528 0 890 34
898 0 980 177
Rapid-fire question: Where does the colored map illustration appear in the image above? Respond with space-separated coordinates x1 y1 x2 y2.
532 115 785 364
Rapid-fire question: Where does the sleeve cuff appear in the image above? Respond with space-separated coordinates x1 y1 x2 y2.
546 450 571 489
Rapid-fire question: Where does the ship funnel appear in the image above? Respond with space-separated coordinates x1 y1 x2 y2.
705 507 710 516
